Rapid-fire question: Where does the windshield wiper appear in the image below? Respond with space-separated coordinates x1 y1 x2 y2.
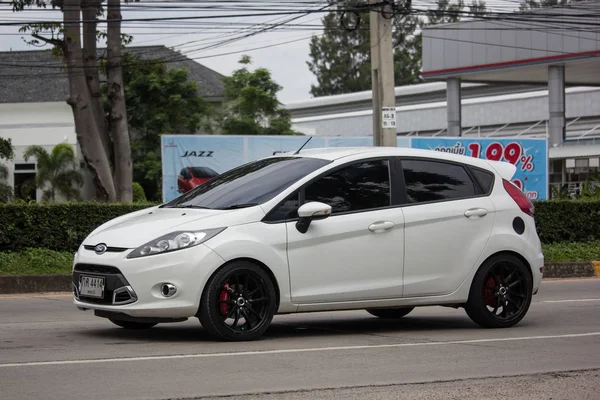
217 203 259 210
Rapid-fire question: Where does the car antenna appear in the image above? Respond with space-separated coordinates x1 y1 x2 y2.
293 136 313 155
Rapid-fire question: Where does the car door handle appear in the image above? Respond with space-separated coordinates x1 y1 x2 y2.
464 208 488 218
368 221 395 232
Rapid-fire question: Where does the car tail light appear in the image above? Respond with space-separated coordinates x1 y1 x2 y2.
503 179 534 217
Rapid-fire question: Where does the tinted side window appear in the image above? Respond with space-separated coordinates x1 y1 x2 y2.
304 160 390 214
470 167 495 194
401 159 476 204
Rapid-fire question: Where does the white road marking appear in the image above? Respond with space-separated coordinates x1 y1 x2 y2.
541 299 600 303
1 332 599 369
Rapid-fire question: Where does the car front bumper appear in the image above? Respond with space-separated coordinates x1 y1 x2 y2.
72 243 225 319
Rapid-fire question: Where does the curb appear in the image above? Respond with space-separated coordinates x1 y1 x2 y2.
0 274 71 295
1 262 599 295
543 261 599 279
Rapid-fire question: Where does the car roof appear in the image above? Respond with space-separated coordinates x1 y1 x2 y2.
275 145 506 175
286 145 482 163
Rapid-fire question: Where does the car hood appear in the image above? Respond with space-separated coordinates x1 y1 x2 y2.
83 205 265 249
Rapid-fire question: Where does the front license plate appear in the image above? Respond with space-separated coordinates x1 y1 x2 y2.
79 275 105 298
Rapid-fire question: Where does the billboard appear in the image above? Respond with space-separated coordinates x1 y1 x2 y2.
161 135 547 202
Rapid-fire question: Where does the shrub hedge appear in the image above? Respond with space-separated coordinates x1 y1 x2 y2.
533 200 600 244
0 202 159 253
0 200 599 253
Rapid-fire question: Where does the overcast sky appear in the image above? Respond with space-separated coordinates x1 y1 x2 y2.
0 1 519 104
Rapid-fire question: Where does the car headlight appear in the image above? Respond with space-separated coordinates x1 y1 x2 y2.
127 228 225 259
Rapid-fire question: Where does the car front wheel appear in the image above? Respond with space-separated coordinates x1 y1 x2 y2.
198 261 277 341
465 253 533 328
366 307 414 319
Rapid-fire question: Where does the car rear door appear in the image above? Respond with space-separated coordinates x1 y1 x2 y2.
283 158 406 304
396 156 496 297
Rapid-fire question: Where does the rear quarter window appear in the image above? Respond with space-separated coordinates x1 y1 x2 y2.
469 166 495 195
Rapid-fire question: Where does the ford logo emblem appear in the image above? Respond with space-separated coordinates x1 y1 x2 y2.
94 243 107 255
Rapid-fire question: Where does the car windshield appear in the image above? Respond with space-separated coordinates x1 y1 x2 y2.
163 156 331 210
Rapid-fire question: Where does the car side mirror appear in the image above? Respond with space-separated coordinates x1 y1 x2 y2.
295 201 332 234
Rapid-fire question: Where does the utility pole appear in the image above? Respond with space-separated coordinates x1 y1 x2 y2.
369 0 396 147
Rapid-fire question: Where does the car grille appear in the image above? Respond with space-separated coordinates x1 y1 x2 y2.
72 264 137 306
83 245 128 253
74 264 122 275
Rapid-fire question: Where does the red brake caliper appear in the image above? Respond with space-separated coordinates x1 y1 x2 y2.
484 276 500 307
219 283 230 316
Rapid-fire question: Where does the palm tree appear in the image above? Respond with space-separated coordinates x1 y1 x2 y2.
23 143 84 202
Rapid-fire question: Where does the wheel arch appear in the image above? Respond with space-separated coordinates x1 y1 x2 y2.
470 250 534 299
484 250 533 278
195 257 281 316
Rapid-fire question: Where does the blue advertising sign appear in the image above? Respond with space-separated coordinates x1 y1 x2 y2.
411 137 548 200
161 135 548 202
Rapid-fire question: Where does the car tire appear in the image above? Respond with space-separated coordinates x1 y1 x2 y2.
365 307 414 319
109 319 157 330
464 253 533 329
198 260 277 341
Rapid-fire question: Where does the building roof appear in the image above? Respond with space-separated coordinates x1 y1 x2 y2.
421 2 600 85
0 45 225 104
284 81 547 119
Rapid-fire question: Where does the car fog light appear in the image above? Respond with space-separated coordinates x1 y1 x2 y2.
161 283 177 297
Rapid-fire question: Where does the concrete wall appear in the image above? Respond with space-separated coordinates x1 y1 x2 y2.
0 102 95 201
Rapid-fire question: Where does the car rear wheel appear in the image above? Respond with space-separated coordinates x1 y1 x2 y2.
198 260 277 341
366 307 414 319
465 253 533 328
109 319 157 330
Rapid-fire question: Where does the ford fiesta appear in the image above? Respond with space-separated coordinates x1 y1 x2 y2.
72 146 543 341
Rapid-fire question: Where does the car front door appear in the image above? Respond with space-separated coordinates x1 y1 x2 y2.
397 157 496 297
284 158 406 304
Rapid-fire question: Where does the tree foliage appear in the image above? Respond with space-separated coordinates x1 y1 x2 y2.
0 138 15 203
23 143 84 202
106 52 212 201
11 0 134 203
307 0 488 97
220 56 299 135
307 2 421 97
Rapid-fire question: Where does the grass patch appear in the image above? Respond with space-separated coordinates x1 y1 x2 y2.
1 242 600 276
0 248 73 275
542 241 600 263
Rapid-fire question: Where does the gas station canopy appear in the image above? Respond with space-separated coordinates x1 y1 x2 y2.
421 2 600 86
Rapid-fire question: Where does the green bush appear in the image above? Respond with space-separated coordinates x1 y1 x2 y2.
533 200 600 244
542 241 600 262
132 182 147 203
0 202 159 253
0 248 73 275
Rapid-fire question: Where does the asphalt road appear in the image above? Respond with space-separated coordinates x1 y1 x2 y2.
1 278 599 400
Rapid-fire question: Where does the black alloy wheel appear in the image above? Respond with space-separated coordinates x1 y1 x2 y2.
465 253 533 328
198 260 277 341
366 307 415 319
109 319 157 330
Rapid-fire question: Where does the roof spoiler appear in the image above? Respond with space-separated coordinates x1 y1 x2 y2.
486 160 517 181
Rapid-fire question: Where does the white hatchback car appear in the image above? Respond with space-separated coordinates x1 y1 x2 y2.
73 146 544 341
